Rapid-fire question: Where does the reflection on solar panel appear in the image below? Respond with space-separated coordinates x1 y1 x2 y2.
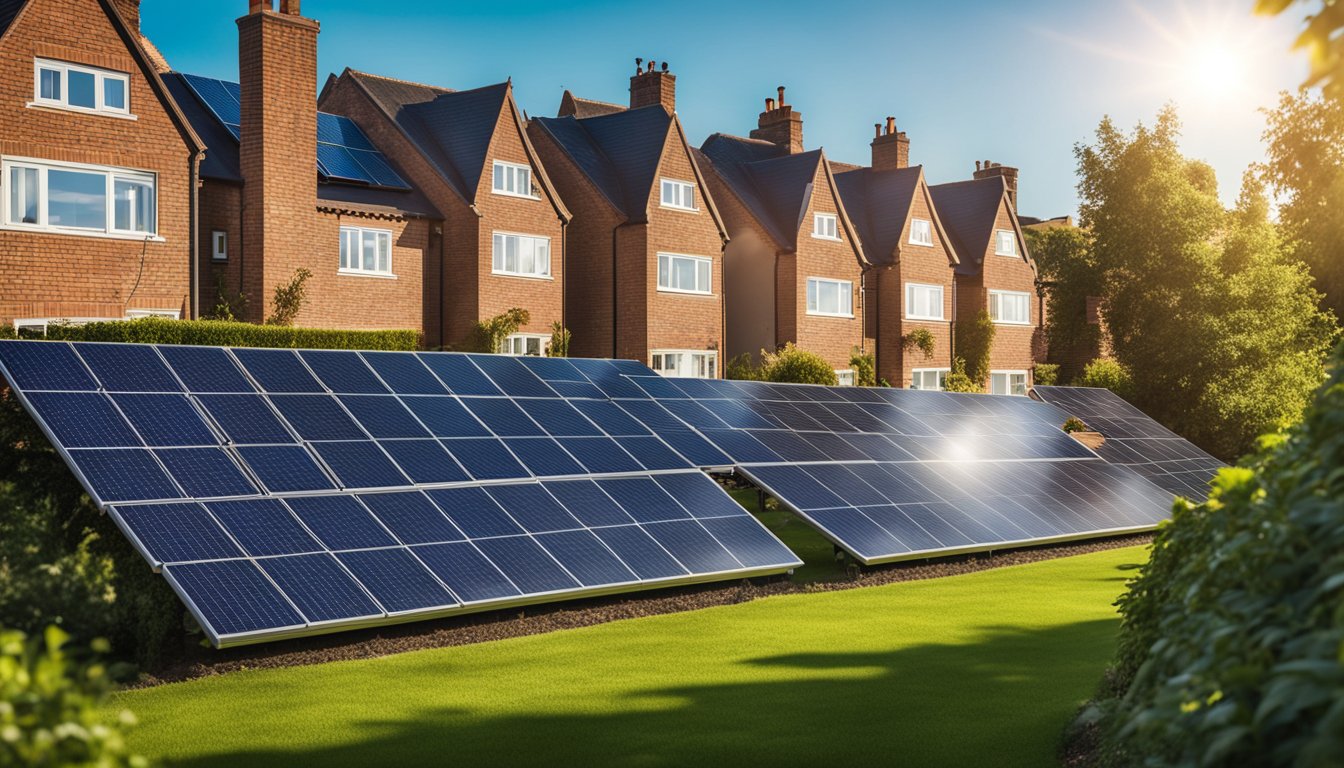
1031 386 1226 502
0 341 799 647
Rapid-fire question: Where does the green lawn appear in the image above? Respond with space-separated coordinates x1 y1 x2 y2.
728 487 849 581
115 545 1145 767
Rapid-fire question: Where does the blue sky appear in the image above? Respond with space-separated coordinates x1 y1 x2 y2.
142 0 1308 218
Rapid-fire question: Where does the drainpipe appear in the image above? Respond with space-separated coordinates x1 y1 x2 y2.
438 223 446 349
949 277 958 362
718 241 726 378
559 218 568 341
188 153 201 319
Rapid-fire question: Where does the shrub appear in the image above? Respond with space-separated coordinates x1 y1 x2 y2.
849 348 876 387
1061 417 1087 433
943 358 983 393
954 310 995 384
42 317 419 351
759 343 838 386
468 308 529 354
0 626 146 767
1033 362 1060 386
548 322 571 358
1086 341 1344 766
901 329 936 360
1073 358 1136 400
204 272 248 322
264 267 312 326
726 353 760 382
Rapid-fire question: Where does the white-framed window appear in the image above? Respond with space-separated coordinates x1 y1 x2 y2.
492 232 551 278
492 161 537 199
657 252 712 295
339 226 392 276
988 290 1031 325
995 230 1017 256
806 277 853 317
125 309 180 320
812 213 839 240
911 368 949 391
502 333 549 357
651 350 717 379
3 157 156 237
835 370 856 387
904 282 944 321
909 218 933 246
990 370 1029 396
32 59 131 116
211 230 228 261
660 179 697 211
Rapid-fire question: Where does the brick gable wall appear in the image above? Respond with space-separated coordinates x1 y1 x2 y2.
882 183 955 385
0 0 192 324
790 165 865 372
699 165 777 364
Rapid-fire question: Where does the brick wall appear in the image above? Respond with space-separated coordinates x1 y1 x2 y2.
791 164 864 372
883 183 955 386
0 0 192 324
699 164 777 363
955 198 1042 389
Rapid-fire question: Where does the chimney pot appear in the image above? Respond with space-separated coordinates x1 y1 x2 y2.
885 116 895 135
874 123 881 138
976 160 982 171
279 0 299 13
629 57 676 111
249 0 266 13
751 89 803 153
662 61 669 72
647 60 655 73
777 85 785 107
635 57 643 74
765 97 775 111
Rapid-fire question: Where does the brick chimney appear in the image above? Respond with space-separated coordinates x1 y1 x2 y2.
749 86 803 154
974 160 1019 213
870 116 910 171
238 0 319 320
111 0 140 31
629 58 676 112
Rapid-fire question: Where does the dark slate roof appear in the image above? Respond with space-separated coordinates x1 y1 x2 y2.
929 176 1008 276
700 137 825 249
0 0 25 38
558 91 626 119
700 133 785 166
834 166 924 266
531 105 675 221
348 71 508 204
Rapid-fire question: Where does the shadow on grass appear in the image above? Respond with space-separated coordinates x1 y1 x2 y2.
167 619 1118 768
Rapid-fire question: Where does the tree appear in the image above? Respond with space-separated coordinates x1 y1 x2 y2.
757 344 838 385
264 268 312 326
952 310 995 386
1026 226 1103 381
1076 108 1335 459
1256 0 1344 100
470 308 530 354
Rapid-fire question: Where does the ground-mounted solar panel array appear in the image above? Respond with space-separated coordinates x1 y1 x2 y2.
0 341 1182 647
1031 386 1225 502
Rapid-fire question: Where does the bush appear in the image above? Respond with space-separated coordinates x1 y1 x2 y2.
849 348 876 387
901 329 936 360
1061 417 1087 433
1086 341 1344 766
265 267 312 326
548 322 571 358
0 626 146 767
943 358 983 393
1073 358 1136 400
759 343 837 386
1033 362 1060 386
954 310 995 384
42 317 419 351
467 308 529 354
726 353 760 382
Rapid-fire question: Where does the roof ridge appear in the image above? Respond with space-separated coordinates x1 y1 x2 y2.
569 93 625 109
348 68 454 94
929 175 997 189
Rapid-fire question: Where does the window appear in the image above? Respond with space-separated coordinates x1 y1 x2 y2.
651 350 717 379
812 213 839 240
904 282 944 321
806 277 853 317
909 218 933 246
988 290 1031 325
491 161 536 199
911 368 949 391
657 252 712 294
2 157 156 236
211 230 228 261
339 226 392 276
492 232 551 278
990 370 1028 396
660 179 697 211
995 230 1017 256
835 370 856 387
33 59 130 116
502 333 549 357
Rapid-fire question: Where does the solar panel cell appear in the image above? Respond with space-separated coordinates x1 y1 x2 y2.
359 491 464 545
311 440 410 490
501 438 585 477
462 398 545 437
555 436 643 474
111 502 243 566
259 554 382 623
207 498 323 557
361 352 447 395
26 392 141 448
474 536 580 594
541 480 635 527
157 346 254 393
642 520 741 573
196 394 295 445
231 349 324 393
154 447 259 498
592 525 688 580
336 548 457 613
68 448 182 503
236 445 336 493
112 393 219 446
299 350 388 394
285 495 398 550
164 560 304 640
597 478 691 523
485 483 582 533
468 355 557 398
699 516 799 569
269 395 366 441
440 437 530 481
338 396 429 439
0 341 97 391
75 343 181 392
378 439 469 485
535 530 637 587
426 486 524 538
415 354 501 395
412 542 520 602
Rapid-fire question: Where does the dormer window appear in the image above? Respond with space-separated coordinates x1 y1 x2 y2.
909 218 933 246
492 161 537 199
995 230 1017 256
660 179 697 211
812 213 839 240
32 59 130 117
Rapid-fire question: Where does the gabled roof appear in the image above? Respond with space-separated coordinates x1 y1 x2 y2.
558 90 625 119
700 133 785 166
0 0 24 38
834 165 958 267
929 175 1033 276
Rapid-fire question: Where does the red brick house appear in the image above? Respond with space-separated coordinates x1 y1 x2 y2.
834 120 961 388
698 95 870 382
528 62 729 376
318 69 571 352
930 162 1043 395
0 0 203 330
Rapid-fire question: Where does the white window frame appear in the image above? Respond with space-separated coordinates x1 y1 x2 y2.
502 333 550 357
835 369 856 387
806 276 854 318
491 160 538 200
990 370 1029 396
909 218 933 246
988 289 1032 325
491 231 552 279
339 225 394 277
211 230 228 261
651 349 718 379
660 178 698 211
31 58 132 118
904 282 945 321
995 229 1017 256
812 213 839 241
657 252 713 295
2 156 158 239
910 368 950 391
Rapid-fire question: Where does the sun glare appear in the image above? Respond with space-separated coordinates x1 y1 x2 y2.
1183 39 1246 101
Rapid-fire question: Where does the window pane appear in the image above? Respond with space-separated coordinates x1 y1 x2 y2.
113 178 153 234
493 163 504 192
340 231 350 269
362 231 376 271
684 186 694 209
807 279 817 311
9 166 38 225
39 68 61 101
492 233 504 271
519 168 531 196
696 258 710 292
840 283 852 314
536 241 549 275
103 77 126 110
518 236 535 274
377 232 390 272
505 235 518 272
67 70 96 109
47 169 106 229
658 254 669 288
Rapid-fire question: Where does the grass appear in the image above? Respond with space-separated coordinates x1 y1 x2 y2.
115 545 1147 767
728 487 848 581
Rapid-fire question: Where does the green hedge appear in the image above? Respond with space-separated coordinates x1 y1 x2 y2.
39 317 420 350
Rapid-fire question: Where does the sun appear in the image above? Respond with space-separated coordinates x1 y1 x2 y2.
1182 38 1248 101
